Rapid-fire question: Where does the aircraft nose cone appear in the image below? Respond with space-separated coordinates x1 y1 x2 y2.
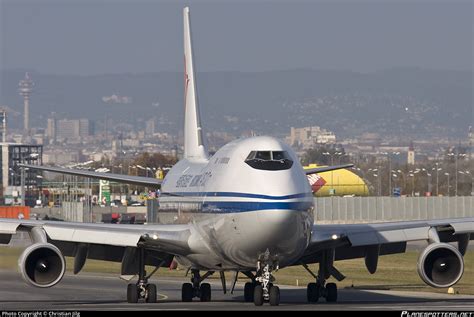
254 210 310 265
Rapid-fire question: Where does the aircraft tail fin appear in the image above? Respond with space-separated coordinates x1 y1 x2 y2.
183 7 208 160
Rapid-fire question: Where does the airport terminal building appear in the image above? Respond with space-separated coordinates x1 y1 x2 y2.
0 143 43 205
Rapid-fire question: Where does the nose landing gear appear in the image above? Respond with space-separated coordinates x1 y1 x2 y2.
253 251 280 306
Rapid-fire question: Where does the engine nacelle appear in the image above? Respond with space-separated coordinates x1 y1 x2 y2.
18 243 66 288
417 243 464 288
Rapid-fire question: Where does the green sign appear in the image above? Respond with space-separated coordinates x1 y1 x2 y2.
99 180 111 205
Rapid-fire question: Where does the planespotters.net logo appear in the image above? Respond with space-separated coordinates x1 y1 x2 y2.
402 312 473 317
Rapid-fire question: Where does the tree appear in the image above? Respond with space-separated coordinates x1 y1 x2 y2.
131 152 177 169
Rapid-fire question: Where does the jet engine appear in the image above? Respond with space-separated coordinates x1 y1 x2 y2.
417 243 464 288
18 243 66 288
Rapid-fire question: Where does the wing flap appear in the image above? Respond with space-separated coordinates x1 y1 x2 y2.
347 226 431 246
0 222 20 234
0 218 191 257
300 217 474 264
451 222 474 234
44 225 142 247
347 231 380 246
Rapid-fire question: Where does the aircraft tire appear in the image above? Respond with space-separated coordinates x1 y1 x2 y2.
200 283 211 302
307 283 319 303
127 283 139 303
182 283 194 302
326 283 337 302
269 285 280 306
253 284 264 306
244 282 255 302
146 284 157 303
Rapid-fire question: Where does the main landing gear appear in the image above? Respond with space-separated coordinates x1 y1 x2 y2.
304 249 344 303
242 271 258 303
307 281 338 303
126 248 158 303
181 269 214 302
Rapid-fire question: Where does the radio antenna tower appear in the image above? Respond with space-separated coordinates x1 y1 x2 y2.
18 72 34 134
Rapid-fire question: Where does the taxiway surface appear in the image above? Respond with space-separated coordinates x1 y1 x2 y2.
0 271 473 310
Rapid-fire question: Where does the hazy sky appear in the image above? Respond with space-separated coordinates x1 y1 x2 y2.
0 0 472 75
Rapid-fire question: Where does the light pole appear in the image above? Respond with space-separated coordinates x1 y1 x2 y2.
380 152 390 196
387 152 400 196
420 168 432 196
353 167 369 196
388 154 392 196
408 173 415 196
456 154 466 196
447 151 467 196
433 163 442 196
444 172 450 196
413 168 421 195
371 172 381 196
459 170 472 196
394 169 405 195
426 172 432 195
448 152 456 196
129 165 138 195
372 173 378 196
368 168 378 195
391 170 400 195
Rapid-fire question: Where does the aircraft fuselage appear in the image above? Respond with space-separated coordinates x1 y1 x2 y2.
159 136 314 269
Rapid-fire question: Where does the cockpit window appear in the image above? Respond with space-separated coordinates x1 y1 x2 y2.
245 151 294 171
255 151 271 160
272 151 286 160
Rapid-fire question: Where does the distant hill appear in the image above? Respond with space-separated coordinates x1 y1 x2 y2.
0 68 471 138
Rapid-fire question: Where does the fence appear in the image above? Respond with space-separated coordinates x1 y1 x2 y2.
315 196 474 224
10 196 474 224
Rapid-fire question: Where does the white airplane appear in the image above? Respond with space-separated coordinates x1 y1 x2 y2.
2 7 473 306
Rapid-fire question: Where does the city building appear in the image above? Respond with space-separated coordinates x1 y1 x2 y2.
0 110 6 143
43 150 81 165
0 143 43 206
79 119 94 137
145 118 155 136
46 117 57 142
56 118 94 141
57 119 80 140
289 126 336 149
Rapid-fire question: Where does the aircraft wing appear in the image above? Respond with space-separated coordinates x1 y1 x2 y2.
298 217 474 265
18 164 162 187
304 164 354 175
0 218 191 273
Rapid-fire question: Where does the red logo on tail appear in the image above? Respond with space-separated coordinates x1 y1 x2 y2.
307 174 326 193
